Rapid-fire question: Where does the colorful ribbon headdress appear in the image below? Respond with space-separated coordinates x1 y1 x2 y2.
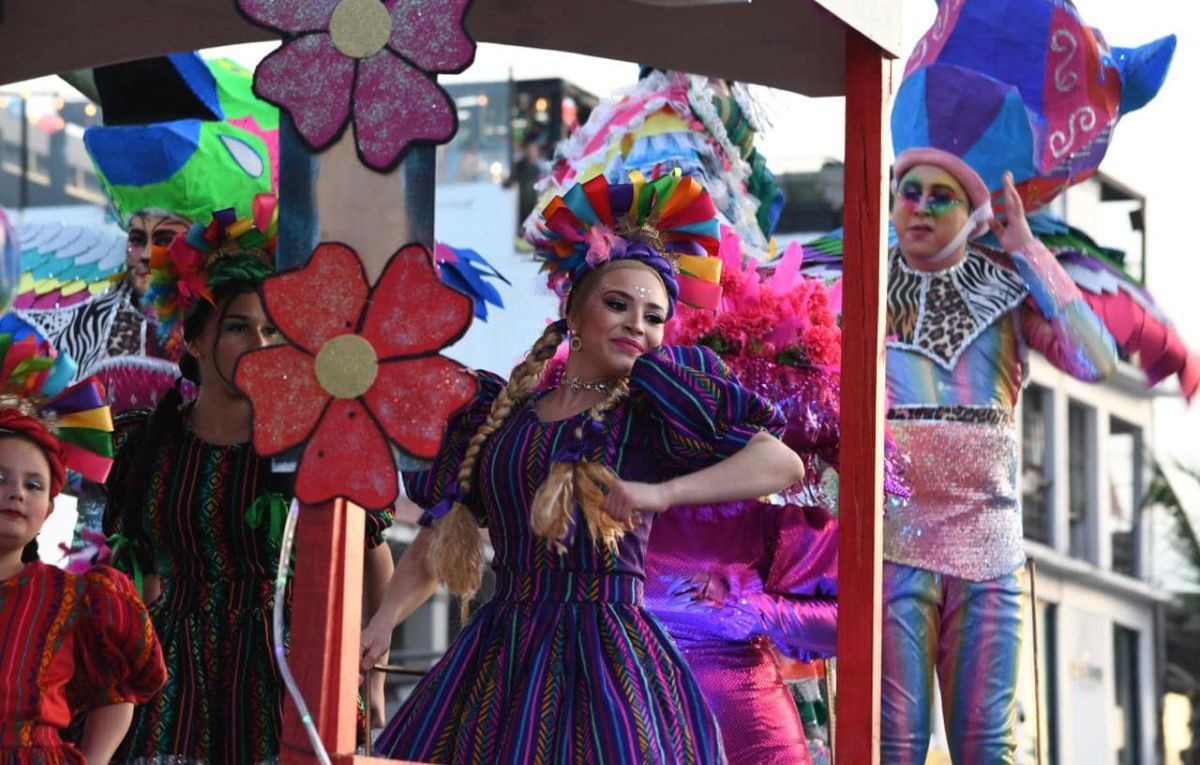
0 329 114 485
531 171 723 315
145 194 278 340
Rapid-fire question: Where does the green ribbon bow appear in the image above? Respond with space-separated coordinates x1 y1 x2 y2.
245 492 287 548
106 532 145 597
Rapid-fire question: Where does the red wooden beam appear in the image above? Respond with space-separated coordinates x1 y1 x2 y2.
835 27 892 765
280 500 366 764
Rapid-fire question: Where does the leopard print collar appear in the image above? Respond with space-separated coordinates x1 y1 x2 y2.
886 246 1028 370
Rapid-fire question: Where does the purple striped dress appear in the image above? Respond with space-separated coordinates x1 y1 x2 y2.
375 346 785 764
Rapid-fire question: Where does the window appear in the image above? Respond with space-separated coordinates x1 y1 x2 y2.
1107 417 1143 577
1020 384 1053 544
1067 401 1095 561
1113 626 1141 765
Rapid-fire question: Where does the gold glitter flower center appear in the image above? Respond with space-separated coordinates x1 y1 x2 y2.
329 0 392 59
315 334 378 399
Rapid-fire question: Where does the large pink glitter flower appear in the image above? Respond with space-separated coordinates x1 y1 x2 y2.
236 0 475 171
235 242 478 510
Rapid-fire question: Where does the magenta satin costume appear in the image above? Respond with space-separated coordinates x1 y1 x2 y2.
645 501 836 765
881 241 1116 763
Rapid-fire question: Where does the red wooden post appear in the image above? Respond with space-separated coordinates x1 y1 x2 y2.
276 124 437 764
280 500 365 763
835 28 892 765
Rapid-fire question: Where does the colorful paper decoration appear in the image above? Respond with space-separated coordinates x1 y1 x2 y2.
894 0 1175 209
145 195 278 341
236 0 476 172
434 242 510 321
84 55 279 225
235 242 478 510
0 329 114 483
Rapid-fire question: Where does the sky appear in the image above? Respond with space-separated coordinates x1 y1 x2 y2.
6 1 1199 466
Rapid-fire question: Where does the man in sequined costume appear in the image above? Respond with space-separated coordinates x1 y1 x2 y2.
880 151 1116 763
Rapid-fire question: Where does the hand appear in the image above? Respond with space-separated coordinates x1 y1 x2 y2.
658 569 765 641
662 571 724 606
988 171 1037 254
359 617 393 684
601 479 673 524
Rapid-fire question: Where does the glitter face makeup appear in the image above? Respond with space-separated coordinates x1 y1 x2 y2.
603 281 654 300
892 165 973 270
896 180 967 217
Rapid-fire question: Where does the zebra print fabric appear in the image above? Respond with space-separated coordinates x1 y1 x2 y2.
887 247 1027 370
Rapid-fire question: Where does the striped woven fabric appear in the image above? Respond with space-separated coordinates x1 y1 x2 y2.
105 410 391 764
377 346 784 764
0 562 165 764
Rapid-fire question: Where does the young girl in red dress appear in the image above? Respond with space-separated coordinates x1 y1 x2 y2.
0 359 166 765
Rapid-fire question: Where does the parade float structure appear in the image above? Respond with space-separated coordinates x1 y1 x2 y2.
0 1 902 762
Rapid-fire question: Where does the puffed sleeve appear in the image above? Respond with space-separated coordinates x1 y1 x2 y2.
67 565 166 711
402 371 506 523
102 410 156 578
364 507 394 549
628 345 785 470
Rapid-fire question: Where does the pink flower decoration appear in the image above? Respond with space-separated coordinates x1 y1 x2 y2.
236 0 475 172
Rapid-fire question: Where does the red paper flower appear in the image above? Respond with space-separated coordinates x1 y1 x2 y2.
236 0 475 171
235 242 478 510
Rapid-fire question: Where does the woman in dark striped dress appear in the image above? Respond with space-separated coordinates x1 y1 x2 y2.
368 174 805 764
103 232 393 764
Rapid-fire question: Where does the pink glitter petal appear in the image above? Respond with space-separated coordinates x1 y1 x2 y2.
236 0 338 34
351 51 456 170
360 244 474 358
386 0 475 72
255 35 354 150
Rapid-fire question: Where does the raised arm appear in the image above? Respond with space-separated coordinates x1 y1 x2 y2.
989 172 1117 382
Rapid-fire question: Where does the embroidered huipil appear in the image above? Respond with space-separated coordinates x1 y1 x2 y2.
883 243 1116 580
0 562 166 764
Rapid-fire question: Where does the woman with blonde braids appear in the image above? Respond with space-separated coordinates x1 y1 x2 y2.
367 173 804 764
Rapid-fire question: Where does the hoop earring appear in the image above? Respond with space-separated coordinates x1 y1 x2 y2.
569 335 583 352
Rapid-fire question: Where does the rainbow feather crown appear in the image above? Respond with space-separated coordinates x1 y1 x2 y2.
146 193 277 340
530 171 723 313
0 331 114 483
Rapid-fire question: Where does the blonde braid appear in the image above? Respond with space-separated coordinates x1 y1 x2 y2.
427 322 565 606
531 379 631 552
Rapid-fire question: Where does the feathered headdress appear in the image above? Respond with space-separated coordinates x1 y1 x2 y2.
530 170 723 316
0 331 114 491
145 193 277 340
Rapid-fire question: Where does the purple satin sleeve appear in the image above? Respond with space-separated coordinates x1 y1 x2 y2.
1012 242 1117 382
645 501 837 661
759 504 839 660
